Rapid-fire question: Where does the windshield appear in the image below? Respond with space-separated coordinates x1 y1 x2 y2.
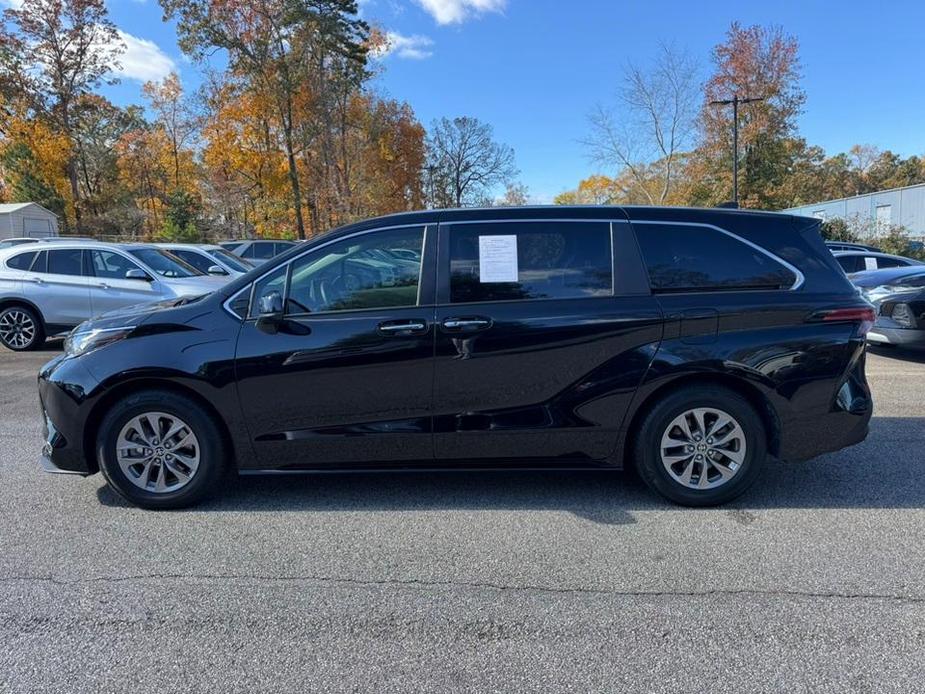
128 248 203 278
208 248 253 273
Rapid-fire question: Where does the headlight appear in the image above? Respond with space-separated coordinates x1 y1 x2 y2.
64 326 135 357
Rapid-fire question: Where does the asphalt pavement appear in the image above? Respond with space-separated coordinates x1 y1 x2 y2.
1 344 924 693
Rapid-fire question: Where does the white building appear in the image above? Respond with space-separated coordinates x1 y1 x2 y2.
785 183 925 238
0 202 60 239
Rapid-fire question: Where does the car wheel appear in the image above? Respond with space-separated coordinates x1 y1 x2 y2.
0 305 45 351
96 390 227 510
634 386 766 506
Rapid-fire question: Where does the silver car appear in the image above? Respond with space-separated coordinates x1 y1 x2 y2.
0 241 229 351
220 239 296 266
154 243 255 277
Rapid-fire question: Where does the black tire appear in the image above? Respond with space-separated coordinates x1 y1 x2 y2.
0 304 45 351
633 386 766 507
96 390 227 510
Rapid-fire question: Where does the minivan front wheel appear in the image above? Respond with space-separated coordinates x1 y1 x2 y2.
97 390 226 509
634 387 766 506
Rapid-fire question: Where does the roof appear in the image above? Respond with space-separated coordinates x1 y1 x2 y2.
0 202 59 217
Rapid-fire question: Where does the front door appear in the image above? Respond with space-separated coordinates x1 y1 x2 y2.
432 219 663 463
87 249 163 316
235 224 437 469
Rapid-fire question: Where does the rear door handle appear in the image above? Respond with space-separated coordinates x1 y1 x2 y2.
442 316 492 331
378 319 428 335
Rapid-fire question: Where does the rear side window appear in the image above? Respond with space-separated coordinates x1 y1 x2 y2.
6 251 37 270
636 223 797 292
448 221 613 303
47 249 85 276
877 257 905 269
836 256 860 273
251 242 276 260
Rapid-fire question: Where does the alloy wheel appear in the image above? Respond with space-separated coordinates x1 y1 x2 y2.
659 407 747 490
116 412 201 493
0 309 36 349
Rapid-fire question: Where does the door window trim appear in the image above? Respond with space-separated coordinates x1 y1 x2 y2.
225 223 434 321
437 218 620 307
631 219 805 293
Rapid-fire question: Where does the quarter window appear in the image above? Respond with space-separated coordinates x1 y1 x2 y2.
636 223 797 292
448 221 613 304
6 251 37 271
285 226 425 314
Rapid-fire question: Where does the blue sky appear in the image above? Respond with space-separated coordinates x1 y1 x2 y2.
10 0 925 202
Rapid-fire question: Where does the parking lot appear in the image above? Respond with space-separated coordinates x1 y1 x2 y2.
1 345 923 693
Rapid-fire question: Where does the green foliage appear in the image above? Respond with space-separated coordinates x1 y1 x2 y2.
877 228 925 260
159 217 200 243
819 218 857 243
159 189 201 242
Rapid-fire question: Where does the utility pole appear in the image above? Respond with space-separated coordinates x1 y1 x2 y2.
709 94 764 205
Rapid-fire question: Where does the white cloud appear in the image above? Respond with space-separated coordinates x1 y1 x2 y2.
413 0 506 24
372 31 434 60
114 30 177 82
1 0 23 7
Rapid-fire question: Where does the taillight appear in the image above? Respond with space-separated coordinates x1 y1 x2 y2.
813 307 877 336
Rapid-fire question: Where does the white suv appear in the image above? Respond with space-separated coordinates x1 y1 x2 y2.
0 242 230 351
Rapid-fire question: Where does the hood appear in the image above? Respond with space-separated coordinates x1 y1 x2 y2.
159 274 230 296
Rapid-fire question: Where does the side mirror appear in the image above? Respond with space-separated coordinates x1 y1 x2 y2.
207 264 228 276
125 268 152 281
256 290 284 334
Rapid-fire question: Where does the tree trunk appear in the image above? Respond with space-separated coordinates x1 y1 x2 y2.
284 130 306 240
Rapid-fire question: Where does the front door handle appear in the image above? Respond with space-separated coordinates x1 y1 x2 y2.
378 319 428 335
96 282 110 289
442 316 492 331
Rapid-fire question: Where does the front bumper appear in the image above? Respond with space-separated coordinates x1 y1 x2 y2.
867 325 925 348
38 354 101 475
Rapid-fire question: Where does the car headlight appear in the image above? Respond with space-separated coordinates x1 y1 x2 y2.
64 326 135 357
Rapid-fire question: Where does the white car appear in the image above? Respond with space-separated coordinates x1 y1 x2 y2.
154 243 255 277
0 241 230 351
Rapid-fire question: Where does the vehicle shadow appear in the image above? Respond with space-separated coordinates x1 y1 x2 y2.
97 416 925 523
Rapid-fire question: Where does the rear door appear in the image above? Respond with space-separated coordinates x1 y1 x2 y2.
26 249 92 328
431 217 663 463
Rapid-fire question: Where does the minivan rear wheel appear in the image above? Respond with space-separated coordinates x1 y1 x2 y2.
634 386 766 506
96 390 226 509
0 305 45 351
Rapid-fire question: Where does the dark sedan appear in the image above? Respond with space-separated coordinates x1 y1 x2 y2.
852 266 925 348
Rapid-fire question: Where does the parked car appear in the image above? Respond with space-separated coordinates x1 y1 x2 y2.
225 239 296 266
37 207 873 510
833 250 923 274
849 266 925 348
0 238 41 250
825 241 881 253
0 242 229 351
155 243 255 277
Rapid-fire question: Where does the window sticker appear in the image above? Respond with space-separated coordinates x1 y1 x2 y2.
478 235 518 283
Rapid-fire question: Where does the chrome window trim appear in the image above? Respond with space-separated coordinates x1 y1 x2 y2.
223 222 431 321
442 217 620 302
631 219 805 292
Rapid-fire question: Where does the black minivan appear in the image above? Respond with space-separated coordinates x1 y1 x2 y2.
38 206 874 509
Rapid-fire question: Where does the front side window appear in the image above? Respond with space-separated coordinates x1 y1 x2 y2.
448 221 613 304
285 226 425 315
91 250 144 279
47 249 85 276
173 249 224 275
127 249 202 278
636 223 797 292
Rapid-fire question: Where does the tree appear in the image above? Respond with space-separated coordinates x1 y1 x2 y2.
0 0 124 228
583 44 699 205
160 0 369 239
498 182 529 206
426 116 517 207
142 73 201 190
692 23 804 208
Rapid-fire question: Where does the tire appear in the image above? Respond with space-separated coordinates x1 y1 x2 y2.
633 386 766 507
0 305 45 351
96 390 227 510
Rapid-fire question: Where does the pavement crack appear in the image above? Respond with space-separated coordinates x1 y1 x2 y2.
1 573 923 604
